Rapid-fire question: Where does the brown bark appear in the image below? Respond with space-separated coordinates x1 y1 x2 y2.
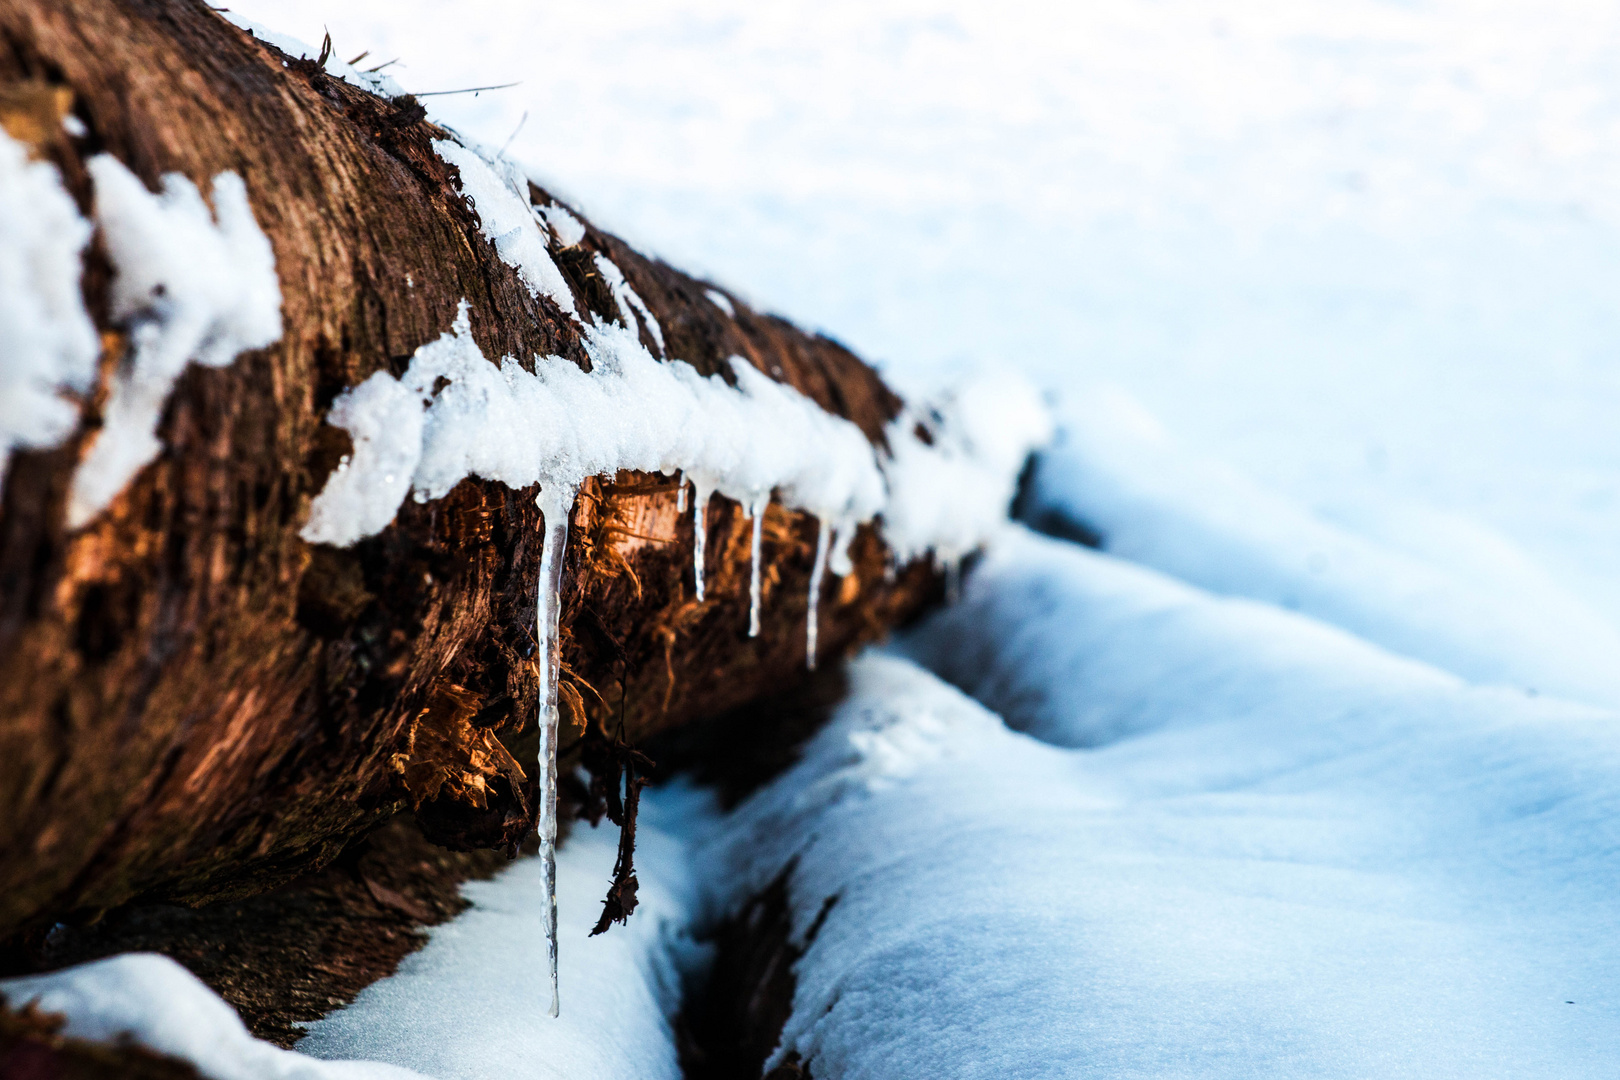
0 0 940 942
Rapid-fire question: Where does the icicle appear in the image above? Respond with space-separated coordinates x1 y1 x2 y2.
944 553 961 605
828 520 855 578
692 479 714 601
806 517 830 669
535 480 577 1020
676 470 687 513
748 494 766 637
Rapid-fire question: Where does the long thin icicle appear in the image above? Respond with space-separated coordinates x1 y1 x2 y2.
535 481 576 1020
806 517 830 669
692 479 714 601
748 495 766 637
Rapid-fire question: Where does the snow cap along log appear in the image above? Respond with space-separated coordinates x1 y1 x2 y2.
0 0 1045 944
300 131 1048 572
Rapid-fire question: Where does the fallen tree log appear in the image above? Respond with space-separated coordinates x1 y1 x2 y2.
0 0 1045 945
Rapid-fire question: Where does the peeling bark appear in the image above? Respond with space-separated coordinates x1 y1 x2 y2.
0 0 940 942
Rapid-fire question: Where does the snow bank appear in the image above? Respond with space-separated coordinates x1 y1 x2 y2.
1021 388 1620 709
299 798 709 1079
877 533 1620 1076
68 156 281 528
0 128 99 491
695 607 1620 1075
0 953 423 1080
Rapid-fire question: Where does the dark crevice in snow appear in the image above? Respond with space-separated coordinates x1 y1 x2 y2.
644 669 854 1079
675 865 825 1080
1011 450 1105 550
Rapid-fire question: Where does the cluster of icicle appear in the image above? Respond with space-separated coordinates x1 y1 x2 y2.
300 133 1051 1017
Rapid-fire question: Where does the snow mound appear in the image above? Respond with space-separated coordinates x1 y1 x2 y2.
0 953 423 1080
1020 387 1620 709
691 588 1620 1076
884 533 1620 1075
0 805 707 1080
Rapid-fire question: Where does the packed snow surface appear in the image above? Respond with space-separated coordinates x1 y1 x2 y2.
1021 388 1620 711
299 800 708 1079
0 128 98 490
69 156 281 528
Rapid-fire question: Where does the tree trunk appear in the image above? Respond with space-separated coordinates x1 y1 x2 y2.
0 0 940 942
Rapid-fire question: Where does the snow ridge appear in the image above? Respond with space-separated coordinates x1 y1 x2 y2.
432 138 578 317
1023 387 1620 709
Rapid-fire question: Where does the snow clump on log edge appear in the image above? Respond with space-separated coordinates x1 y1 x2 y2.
0 127 283 522
0 127 99 490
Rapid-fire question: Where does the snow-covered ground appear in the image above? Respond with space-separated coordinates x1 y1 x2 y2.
296 807 707 1079
707 641 1620 1077
22 569 1619 1075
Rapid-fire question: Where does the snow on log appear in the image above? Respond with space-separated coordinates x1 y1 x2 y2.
0 0 1046 944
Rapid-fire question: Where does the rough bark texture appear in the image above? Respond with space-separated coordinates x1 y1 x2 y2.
0 812 526 1048
0 0 940 943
